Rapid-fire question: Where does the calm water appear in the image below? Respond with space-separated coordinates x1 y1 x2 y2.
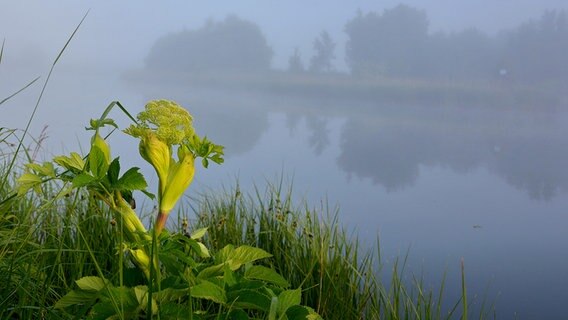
4 70 568 319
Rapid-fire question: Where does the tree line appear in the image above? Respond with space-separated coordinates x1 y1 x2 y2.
145 5 568 84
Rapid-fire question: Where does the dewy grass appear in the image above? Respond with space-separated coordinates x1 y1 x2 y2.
188 183 488 319
1 167 488 319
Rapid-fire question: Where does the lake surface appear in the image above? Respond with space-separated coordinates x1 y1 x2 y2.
4 70 568 319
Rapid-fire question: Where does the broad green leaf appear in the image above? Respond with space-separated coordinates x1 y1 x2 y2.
154 287 190 303
89 145 109 179
100 286 139 309
159 248 196 272
25 162 56 177
134 285 147 304
53 152 85 172
277 289 302 316
116 167 147 191
227 289 272 312
17 173 42 184
229 279 265 291
72 173 96 188
223 264 237 287
227 245 272 270
197 263 226 279
90 287 140 320
76 276 107 292
195 241 210 258
54 289 98 309
190 227 208 240
107 157 120 185
134 286 157 315
215 244 235 264
226 309 249 320
245 266 289 288
191 280 226 304
160 302 196 320
140 189 156 200
286 305 323 320
16 173 42 195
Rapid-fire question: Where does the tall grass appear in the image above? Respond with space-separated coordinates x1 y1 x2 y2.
185 183 486 319
0 168 487 319
0 161 122 318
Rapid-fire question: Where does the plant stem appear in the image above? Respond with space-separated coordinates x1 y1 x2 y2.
155 210 169 236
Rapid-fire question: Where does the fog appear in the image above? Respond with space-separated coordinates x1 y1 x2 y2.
2 1 568 72
3 2 568 319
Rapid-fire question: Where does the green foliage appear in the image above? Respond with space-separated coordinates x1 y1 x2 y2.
6 100 319 319
55 239 318 319
192 184 488 320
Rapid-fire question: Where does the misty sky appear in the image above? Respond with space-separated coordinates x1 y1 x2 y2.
2 0 568 72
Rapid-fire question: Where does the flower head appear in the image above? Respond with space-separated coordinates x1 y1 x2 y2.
125 100 223 235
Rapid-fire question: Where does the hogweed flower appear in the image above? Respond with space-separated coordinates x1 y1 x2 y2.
125 100 223 235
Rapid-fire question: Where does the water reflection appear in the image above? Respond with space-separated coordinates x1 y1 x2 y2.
124 74 568 200
337 105 568 200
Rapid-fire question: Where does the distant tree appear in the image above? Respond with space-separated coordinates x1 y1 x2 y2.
422 28 499 80
344 5 429 77
309 31 336 73
503 9 568 82
145 15 273 73
288 48 305 73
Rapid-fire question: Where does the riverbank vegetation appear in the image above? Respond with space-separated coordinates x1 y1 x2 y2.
0 158 484 319
0 97 486 318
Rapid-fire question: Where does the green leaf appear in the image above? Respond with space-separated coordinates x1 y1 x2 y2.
190 227 208 240
159 248 197 272
197 263 226 279
227 309 250 320
227 289 272 312
245 266 290 288
134 285 158 316
215 244 235 264
154 287 190 303
16 173 42 195
140 189 156 200
286 305 322 320
223 264 238 287
76 276 107 292
116 167 147 191
25 162 56 177
72 173 96 188
54 289 98 309
107 157 120 185
227 245 272 270
193 241 210 258
53 152 85 172
160 302 196 319
277 289 302 316
191 280 226 304
89 145 109 179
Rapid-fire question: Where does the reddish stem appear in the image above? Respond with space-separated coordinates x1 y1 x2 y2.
155 211 169 236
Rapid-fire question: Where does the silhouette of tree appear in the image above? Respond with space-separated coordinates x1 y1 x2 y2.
145 15 273 73
503 9 568 82
422 28 499 80
288 47 305 73
309 31 335 73
345 5 429 77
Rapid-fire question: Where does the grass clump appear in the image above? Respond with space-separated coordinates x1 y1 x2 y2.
189 183 482 319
